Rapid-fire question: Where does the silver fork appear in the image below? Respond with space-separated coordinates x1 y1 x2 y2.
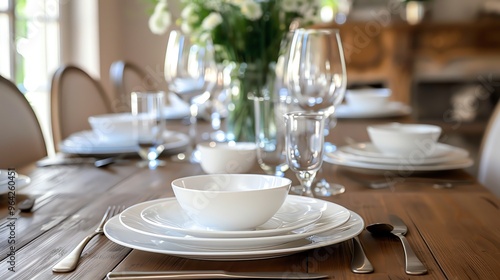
52 205 125 273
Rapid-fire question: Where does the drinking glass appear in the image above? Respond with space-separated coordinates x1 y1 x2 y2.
253 97 289 177
284 112 326 197
131 91 166 169
164 29 217 162
285 28 347 196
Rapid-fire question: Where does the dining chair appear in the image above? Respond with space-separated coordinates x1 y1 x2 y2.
109 60 157 112
50 65 112 150
0 75 47 168
478 100 500 197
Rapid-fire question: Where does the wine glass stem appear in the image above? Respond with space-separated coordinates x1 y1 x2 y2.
296 171 317 195
188 102 198 151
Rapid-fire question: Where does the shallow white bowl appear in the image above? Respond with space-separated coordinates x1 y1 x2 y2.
197 142 257 174
345 88 391 111
367 123 442 157
88 113 134 141
171 174 291 231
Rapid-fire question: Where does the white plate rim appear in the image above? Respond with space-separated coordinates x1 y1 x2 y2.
104 210 363 261
324 153 474 172
140 196 323 238
0 170 31 195
118 196 351 250
334 144 469 165
343 142 464 159
335 101 411 118
59 130 189 155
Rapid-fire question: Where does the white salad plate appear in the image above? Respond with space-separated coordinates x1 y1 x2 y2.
105 210 363 261
141 196 323 238
335 143 469 165
59 130 189 155
344 142 461 159
0 170 31 195
118 196 351 251
325 152 473 172
335 101 411 119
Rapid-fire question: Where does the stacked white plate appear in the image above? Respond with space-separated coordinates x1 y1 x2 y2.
59 130 189 155
324 142 474 172
104 195 364 261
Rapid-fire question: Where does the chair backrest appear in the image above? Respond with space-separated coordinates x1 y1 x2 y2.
51 65 112 149
478 100 500 197
109 60 157 112
0 75 47 168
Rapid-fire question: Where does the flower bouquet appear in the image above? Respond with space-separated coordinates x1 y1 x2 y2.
148 0 329 141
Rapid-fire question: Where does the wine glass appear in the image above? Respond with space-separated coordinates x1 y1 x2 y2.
253 96 289 177
201 63 233 142
284 28 347 196
284 112 326 197
131 91 166 169
164 30 217 163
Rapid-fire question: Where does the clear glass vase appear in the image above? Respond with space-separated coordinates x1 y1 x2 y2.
225 62 269 142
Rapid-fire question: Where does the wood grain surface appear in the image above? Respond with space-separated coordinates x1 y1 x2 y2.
1 119 499 280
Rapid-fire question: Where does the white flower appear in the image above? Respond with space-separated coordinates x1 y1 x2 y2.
240 1 262 21
181 22 193 34
201 12 223 30
148 2 171 35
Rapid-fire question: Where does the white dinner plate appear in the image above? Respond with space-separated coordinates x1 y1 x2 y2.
59 130 189 155
343 142 464 159
119 196 351 251
335 101 411 119
141 196 323 238
324 152 474 172
0 170 31 195
334 144 469 165
105 210 363 261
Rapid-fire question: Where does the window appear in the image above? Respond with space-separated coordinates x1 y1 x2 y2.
0 0 60 92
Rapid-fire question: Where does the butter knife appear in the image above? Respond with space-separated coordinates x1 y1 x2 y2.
107 270 329 279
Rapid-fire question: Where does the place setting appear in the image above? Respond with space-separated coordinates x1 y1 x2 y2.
324 122 474 172
103 174 365 261
58 92 190 158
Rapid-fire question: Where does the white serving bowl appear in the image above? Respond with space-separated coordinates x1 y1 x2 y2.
367 123 442 157
171 174 291 231
345 88 391 111
88 113 135 141
197 142 257 174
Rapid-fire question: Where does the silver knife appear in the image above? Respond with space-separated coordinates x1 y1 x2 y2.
107 270 329 279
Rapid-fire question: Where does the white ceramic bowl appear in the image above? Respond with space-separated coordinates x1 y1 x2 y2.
171 174 291 230
88 113 134 141
367 123 442 156
345 88 391 111
197 142 257 174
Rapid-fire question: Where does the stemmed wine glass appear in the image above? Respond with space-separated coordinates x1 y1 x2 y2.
284 28 347 196
284 112 327 197
164 30 217 163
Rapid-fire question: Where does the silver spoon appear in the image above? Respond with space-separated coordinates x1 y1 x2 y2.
366 222 427 275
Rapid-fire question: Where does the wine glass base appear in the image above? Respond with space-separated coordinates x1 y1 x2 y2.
289 185 314 197
137 160 166 170
314 179 345 196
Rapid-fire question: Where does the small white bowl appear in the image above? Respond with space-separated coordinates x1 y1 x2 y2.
367 123 442 156
197 142 257 174
345 88 391 111
171 174 291 230
88 113 134 141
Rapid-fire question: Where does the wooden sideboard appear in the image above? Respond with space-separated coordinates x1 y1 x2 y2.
318 18 500 105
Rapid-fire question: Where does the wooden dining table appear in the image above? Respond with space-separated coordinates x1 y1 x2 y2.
1 117 499 280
